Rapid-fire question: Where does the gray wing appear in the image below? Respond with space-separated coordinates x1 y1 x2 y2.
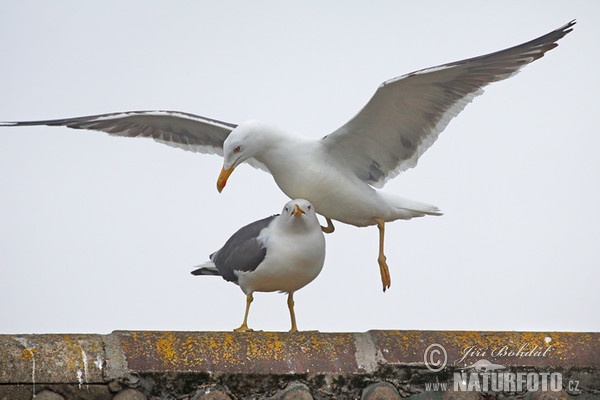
211 215 277 283
1 110 234 156
190 265 220 276
321 20 575 188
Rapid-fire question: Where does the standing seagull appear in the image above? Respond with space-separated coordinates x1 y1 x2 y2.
0 21 575 292
192 199 325 332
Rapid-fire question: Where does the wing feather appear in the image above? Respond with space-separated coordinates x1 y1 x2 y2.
211 215 277 283
1 110 272 172
1 110 236 156
322 21 575 188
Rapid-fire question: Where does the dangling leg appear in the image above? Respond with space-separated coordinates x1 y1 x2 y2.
321 217 335 234
374 217 391 292
287 292 298 332
234 293 254 332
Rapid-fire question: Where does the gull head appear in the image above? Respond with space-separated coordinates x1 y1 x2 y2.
217 120 268 192
280 199 319 229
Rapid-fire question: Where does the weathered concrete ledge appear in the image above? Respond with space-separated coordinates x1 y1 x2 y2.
1 331 599 399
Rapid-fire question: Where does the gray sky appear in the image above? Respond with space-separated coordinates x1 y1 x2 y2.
1 2 598 334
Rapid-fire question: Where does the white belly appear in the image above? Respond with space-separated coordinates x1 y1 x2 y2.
272 161 387 226
236 229 325 294
255 138 434 226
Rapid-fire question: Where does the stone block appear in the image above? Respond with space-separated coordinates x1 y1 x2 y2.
191 386 233 400
361 381 401 400
34 390 65 400
273 382 313 400
114 388 148 400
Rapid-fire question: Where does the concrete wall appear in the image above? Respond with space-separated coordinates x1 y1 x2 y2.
1 330 599 399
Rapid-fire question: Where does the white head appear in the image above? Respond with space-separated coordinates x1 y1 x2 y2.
217 120 269 192
279 199 320 231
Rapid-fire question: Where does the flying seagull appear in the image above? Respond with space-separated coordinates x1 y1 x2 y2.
191 199 325 332
0 21 575 292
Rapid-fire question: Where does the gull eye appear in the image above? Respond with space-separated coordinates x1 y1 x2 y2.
234 145 241 153
284 206 289 212
307 205 312 210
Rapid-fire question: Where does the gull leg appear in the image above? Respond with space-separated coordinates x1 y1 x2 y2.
374 218 391 292
287 292 298 332
321 217 335 234
234 293 254 332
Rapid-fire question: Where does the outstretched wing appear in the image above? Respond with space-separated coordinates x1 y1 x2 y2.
1 110 236 155
322 20 575 188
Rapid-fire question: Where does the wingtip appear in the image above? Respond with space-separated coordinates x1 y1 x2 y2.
561 19 577 34
191 264 220 276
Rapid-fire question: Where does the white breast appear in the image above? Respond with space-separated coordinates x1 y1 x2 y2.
236 220 325 294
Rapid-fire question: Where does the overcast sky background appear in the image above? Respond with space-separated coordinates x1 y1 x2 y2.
1 2 598 334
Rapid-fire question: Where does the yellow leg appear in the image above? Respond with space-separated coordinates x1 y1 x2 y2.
287 292 298 332
321 217 335 234
234 293 254 332
374 218 391 292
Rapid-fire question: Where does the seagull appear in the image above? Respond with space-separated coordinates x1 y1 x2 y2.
0 21 575 292
191 199 325 332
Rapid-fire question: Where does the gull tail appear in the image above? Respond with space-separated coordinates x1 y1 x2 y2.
191 261 220 276
379 192 443 220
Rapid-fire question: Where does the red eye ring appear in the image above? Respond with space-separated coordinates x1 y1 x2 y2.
234 145 241 153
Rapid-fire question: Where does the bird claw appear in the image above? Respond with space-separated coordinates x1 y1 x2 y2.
321 217 335 234
378 255 391 292
233 325 254 332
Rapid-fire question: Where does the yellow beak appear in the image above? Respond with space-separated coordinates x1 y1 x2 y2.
217 165 235 193
291 203 305 217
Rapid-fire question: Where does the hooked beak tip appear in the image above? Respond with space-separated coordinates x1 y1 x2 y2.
217 165 234 193
216 178 226 193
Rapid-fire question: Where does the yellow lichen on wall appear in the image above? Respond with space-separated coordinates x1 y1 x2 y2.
245 333 284 362
20 348 36 361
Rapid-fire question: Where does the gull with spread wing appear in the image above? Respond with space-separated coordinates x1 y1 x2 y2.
1 21 575 291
